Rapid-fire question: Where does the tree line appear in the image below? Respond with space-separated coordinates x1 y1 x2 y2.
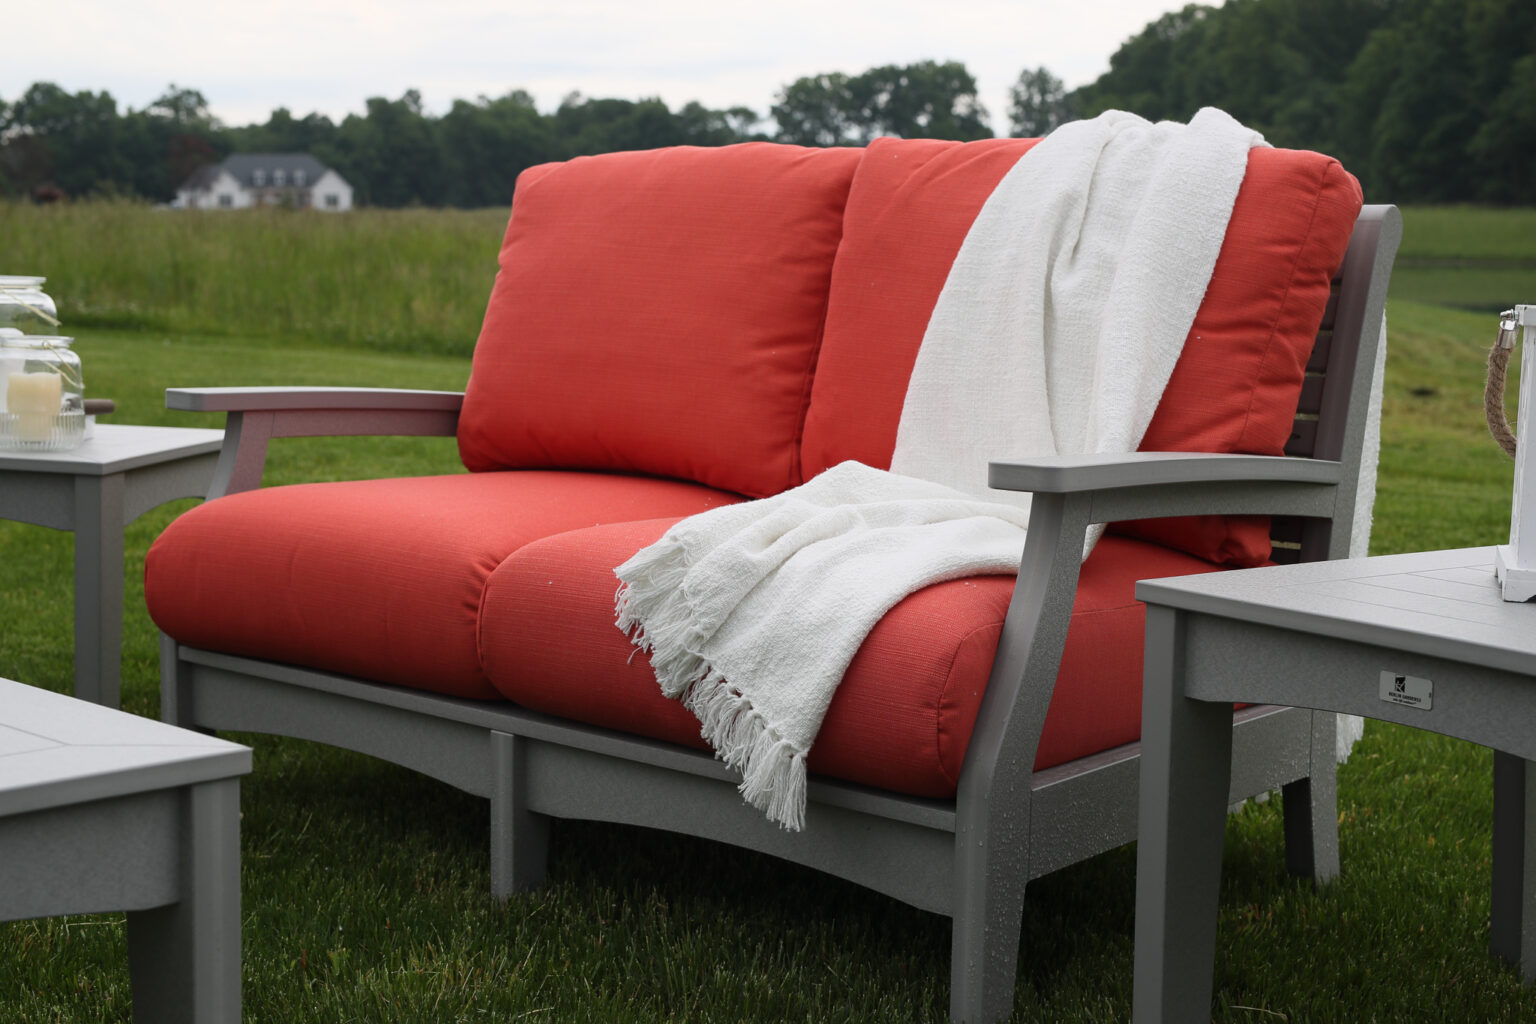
0 61 996 210
1054 0 1536 203
2 0 1532 207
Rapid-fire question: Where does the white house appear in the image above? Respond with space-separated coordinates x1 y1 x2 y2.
174 153 354 212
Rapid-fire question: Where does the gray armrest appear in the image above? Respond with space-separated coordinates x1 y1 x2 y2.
957 450 1350 828
166 387 464 413
988 451 1343 522
167 387 466 499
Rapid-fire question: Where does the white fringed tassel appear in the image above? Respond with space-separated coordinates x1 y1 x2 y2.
682 670 809 831
616 539 810 830
615 536 710 693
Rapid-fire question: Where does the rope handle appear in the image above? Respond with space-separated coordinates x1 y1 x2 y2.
1487 309 1520 458
2 292 60 329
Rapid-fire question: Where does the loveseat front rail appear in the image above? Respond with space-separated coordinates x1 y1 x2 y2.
161 204 1401 1023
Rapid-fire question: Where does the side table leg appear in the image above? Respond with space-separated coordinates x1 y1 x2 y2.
1491 750 1536 981
126 778 242 1024
1134 606 1235 1024
72 474 126 707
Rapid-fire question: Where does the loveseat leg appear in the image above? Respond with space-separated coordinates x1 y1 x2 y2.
948 821 1027 1023
490 730 550 900
160 632 204 732
948 876 1026 1023
1281 710 1340 883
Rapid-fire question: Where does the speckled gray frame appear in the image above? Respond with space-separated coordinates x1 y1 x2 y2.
1 678 250 1023
0 425 223 706
1133 547 1536 1021
159 205 1401 1024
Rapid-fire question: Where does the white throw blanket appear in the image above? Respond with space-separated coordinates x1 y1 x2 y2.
891 108 1262 511
616 109 1265 830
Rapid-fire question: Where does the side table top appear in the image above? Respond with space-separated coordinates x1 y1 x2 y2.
0 678 250 818
1137 547 1536 677
0 424 224 476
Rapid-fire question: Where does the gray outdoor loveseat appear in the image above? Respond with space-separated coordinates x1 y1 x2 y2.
144 135 1400 1022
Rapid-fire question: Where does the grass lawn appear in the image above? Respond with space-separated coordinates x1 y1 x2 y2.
0 298 1532 1020
1390 206 1536 314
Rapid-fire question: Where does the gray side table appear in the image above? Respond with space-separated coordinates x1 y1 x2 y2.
0 424 223 707
0 677 251 1022
1132 547 1536 1022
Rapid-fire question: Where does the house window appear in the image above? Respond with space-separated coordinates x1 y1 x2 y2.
274 169 286 186
294 169 307 186
253 169 266 186
325 194 339 209
218 194 233 208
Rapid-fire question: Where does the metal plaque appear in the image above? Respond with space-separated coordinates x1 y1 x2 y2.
1379 670 1433 711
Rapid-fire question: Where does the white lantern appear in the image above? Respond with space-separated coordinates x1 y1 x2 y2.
1496 304 1536 601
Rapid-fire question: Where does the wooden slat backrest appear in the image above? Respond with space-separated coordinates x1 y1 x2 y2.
1270 205 1401 564
1270 281 1342 563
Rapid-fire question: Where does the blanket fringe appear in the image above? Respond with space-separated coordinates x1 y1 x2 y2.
684 669 809 832
615 537 710 695
616 539 809 830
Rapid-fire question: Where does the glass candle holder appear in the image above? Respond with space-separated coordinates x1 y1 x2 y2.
0 276 61 335
0 335 85 450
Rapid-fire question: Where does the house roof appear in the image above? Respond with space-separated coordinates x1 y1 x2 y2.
180 153 339 191
178 163 225 191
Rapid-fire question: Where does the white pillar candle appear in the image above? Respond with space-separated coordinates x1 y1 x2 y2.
8 371 62 441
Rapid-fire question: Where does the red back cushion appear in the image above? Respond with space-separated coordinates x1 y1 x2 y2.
802 136 1363 566
458 142 863 499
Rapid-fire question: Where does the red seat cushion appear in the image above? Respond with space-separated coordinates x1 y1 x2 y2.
457 142 864 499
479 522 1226 797
802 136 1363 566
145 472 741 700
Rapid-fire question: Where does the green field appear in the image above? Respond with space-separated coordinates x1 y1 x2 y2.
1390 206 1536 313
0 202 507 356
0 202 1533 1022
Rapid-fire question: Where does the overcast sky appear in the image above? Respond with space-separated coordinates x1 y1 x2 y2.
7 1 1184 133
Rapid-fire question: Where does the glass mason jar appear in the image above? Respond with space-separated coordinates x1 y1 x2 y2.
0 336 85 450
0 276 61 335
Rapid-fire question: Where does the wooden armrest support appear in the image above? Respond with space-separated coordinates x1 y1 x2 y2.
988 452 1343 522
167 387 466 499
